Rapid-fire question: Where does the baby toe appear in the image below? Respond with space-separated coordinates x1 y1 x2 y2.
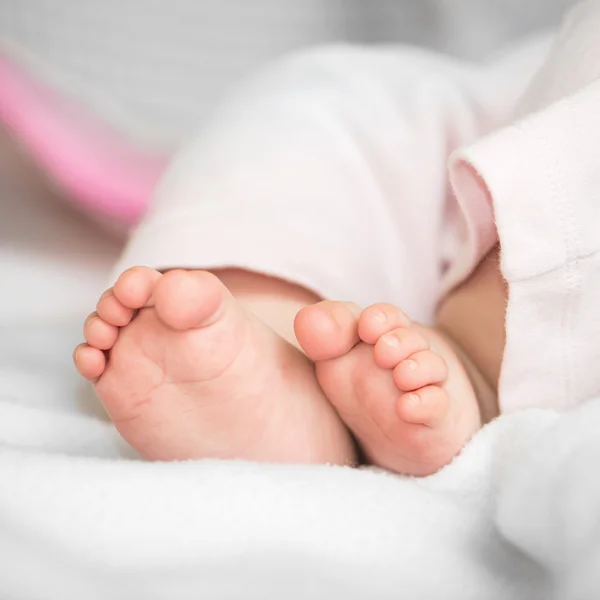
373 326 430 369
84 312 119 350
397 385 451 426
113 266 162 309
97 290 135 327
358 303 412 344
154 269 226 330
295 300 361 361
393 350 447 391
73 343 106 381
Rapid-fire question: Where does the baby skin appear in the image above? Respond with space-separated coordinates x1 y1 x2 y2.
74 249 506 476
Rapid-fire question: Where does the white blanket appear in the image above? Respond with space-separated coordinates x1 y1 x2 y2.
2 131 600 599
3 329 600 600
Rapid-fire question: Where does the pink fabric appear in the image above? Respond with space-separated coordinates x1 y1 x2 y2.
0 55 168 225
444 158 498 293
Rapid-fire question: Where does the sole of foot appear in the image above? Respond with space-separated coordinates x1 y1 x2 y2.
74 267 356 464
295 302 481 476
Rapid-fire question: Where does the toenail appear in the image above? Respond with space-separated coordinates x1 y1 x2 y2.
347 303 363 318
382 333 401 348
329 304 349 325
403 359 418 371
85 314 98 326
372 308 388 323
99 290 113 300
405 393 420 407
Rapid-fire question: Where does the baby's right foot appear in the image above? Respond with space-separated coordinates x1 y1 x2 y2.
296 303 483 476
73 267 356 464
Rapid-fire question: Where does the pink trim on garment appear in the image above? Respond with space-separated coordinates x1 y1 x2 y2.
451 157 499 256
0 54 168 225
441 155 499 294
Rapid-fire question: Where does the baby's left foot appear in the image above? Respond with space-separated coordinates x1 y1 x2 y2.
295 303 482 476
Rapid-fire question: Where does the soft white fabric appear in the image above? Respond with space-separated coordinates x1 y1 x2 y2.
453 80 600 413
115 37 549 323
3 296 600 599
450 0 600 412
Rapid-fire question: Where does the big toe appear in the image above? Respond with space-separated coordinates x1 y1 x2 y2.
153 270 229 331
295 301 361 360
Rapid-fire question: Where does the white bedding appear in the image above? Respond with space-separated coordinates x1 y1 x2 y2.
1 131 600 599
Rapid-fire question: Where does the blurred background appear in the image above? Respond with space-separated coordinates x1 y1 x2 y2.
0 0 576 322
2 0 575 149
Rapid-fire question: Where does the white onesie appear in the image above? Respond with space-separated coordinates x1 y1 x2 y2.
114 0 600 414
113 39 548 323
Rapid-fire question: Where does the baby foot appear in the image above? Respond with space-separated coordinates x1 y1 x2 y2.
295 303 482 476
74 267 356 464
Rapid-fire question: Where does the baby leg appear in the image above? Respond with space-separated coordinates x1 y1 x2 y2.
436 245 506 424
